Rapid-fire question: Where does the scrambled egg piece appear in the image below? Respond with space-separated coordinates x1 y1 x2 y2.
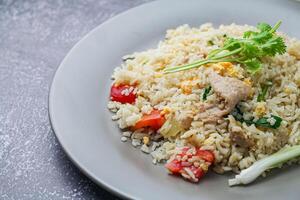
161 107 172 115
210 62 239 77
180 78 198 94
255 102 267 117
143 136 150 145
284 87 293 95
243 78 252 87
180 81 193 94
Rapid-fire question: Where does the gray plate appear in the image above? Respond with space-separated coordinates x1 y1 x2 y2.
49 0 300 199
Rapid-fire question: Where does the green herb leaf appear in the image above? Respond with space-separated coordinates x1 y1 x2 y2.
255 115 282 129
231 107 282 129
164 21 286 74
257 81 272 102
231 106 244 122
257 22 273 32
243 58 262 73
207 40 214 46
202 86 212 101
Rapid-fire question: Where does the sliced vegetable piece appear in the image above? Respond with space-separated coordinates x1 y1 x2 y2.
207 40 214 46
229 145 300 186
110 84 136 104
255 115 282 129
231 106 245 122
231 106 282 129
197 150 215 163
257 81 272 102
165 147 214 183
189 165 205 180
202 86 212 101
165 159 183 174
133 109 166 130
159 117 183 138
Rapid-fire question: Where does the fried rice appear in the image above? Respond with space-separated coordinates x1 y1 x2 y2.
107 23 300 175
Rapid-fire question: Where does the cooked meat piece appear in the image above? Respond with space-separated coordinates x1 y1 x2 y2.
228 116 254 148
197 106 226 122
177 110 194 129
180 116 193 129
230 129 254 148
209 71 251 114
198 71 251 122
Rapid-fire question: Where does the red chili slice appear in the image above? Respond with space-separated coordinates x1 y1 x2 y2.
110 84 136 104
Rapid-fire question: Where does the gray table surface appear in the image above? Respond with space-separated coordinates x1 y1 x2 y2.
0 0 152 199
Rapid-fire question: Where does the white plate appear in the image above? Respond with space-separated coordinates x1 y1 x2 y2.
49 0 300 199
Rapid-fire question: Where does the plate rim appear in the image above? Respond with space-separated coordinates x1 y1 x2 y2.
48 0 300 199
48 1 160 199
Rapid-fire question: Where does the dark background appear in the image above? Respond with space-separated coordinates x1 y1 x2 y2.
0 0 151 199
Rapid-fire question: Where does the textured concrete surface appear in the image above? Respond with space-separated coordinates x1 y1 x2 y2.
0 0 151 199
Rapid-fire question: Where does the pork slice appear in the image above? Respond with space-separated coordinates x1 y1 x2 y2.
229 116 254 148
208 71 251 116
230 128 254 148
198 71 251 122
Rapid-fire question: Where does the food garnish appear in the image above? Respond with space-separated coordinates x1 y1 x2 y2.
133 109 166 130
164 21 286 74
257 81 272 102
165 147 214 182
159 117 183 138
229 145 300 186
110 84 136 104
202 86 212 101
108 21 300 186
231 106 282 129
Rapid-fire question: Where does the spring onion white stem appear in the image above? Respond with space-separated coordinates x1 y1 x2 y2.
228 145 300 186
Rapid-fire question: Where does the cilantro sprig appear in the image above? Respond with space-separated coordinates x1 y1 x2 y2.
164 21 286 74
